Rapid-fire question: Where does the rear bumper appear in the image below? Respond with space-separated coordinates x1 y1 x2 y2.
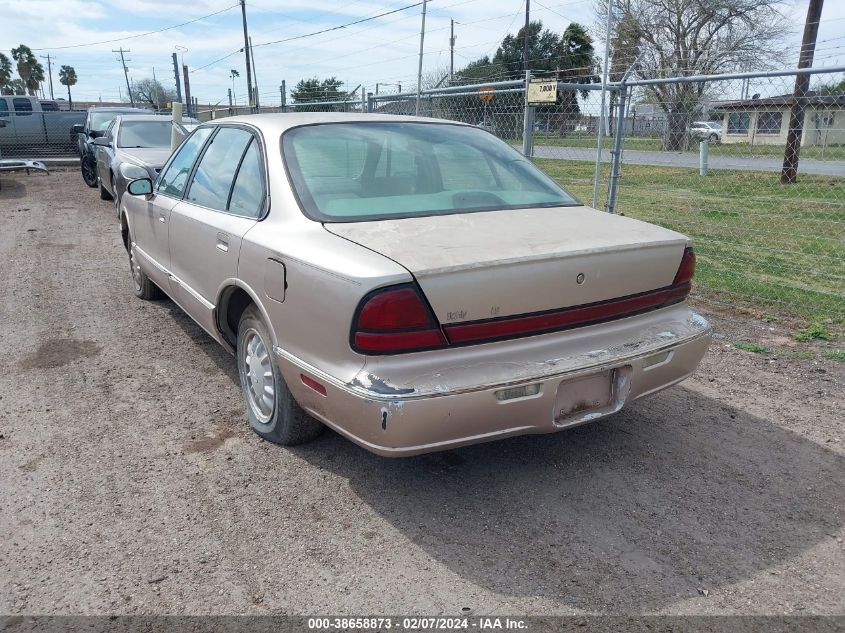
275 305 712 456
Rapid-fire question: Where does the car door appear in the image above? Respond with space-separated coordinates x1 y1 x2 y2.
131 126 213 291
96 121 116 187
167 126 266 335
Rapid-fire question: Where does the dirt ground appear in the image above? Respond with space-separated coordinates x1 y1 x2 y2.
1 169 843 616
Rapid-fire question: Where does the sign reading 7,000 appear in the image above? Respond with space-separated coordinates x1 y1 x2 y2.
527 79 558 104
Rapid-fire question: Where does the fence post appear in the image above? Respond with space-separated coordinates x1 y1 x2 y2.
367 93 374 113
699 139 709 176
605 84 628 213
522 71 534 158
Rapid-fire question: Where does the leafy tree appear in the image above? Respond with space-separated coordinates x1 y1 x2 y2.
451 56 506 85
58 65 77 109
596 0 789 150
554 23 599 115
6 78 25 95
291 77 348 103
817 78 845 95
133 77 176 110
0 53 13 95
11 44 44 96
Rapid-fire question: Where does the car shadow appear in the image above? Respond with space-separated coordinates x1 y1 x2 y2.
290 387 844 611
0 177 27 199
157 303 844 610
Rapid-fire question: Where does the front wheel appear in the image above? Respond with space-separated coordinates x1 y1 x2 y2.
81 155 98 188
237 306 324 446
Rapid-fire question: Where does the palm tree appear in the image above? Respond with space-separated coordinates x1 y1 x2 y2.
11 45 44 96
59 65 77 109
0 53 13 94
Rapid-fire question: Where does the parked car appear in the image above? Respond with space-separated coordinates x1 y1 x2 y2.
92 114 185 209
0 95 84 152
74 106 149 188
119 113 711 457
689 121 722 142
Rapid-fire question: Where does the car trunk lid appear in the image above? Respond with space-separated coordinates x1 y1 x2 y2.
325 205 689 325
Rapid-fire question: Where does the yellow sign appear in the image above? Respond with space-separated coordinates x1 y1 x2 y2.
527 80 557 104
479 86 495 103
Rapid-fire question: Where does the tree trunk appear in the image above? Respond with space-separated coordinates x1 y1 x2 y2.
664 109 691 151
67 84 73 110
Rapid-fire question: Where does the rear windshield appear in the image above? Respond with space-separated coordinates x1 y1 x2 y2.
117 120 173 148
282 122 577 222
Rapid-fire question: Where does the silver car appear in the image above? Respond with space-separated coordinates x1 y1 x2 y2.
92 114 185 210
119 113 711 457
689 121 722 143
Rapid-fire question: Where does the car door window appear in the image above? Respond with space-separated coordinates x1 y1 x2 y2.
156 127 213 198
186 127 252 212
13 98 33 116
0 99 9 118
227 139 265 218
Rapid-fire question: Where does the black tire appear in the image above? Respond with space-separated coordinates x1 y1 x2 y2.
99 177 113 201
709 133 719 143
81 155 98 188
237 306 324 446
127 239 163 300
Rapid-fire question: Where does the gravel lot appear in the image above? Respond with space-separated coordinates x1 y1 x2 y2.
1 170 843 616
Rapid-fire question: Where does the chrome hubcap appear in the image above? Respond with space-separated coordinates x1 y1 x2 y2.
129 248 142 291
242 329 275 424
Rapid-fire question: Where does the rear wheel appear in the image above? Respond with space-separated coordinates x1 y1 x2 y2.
81 155 98 188
237 306 324 446
127 238 163 300
709 133 719 143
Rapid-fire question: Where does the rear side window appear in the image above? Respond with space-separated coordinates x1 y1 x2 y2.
156 127 213 198
0 100 9 117
13 98 32 115
228 139 265 218
186 127 253 212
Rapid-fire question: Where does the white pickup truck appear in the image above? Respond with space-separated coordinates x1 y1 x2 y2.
0 95 85 152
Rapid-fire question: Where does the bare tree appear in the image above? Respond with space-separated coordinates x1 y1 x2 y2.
596 0 790 150
133 78 177 110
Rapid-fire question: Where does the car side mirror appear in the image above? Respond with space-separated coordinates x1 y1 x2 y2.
89 130 103 139
91 137 111 147
127 178 153 197
72 124 84 134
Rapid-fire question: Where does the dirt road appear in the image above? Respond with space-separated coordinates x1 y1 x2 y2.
1 170 843 615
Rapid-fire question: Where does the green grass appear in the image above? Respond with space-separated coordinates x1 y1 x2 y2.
525 135 844 161
780 349 817 360
535 159 845 330
794 323 834 342
823 349 845 362
734 341 770 354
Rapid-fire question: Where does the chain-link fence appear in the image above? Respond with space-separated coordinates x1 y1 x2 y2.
221 67 842 328
0 105 86 158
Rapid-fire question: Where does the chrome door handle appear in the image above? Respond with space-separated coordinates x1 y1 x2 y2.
216 232 229 252
158 215 166 223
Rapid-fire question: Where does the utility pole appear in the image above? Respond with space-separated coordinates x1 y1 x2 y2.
415 0 427 115
172 53 183 104
41 54 54 100
240 0 254 112
182 64 192 117
781 0 824 184
449 19 456 81
280 80 286 111
249 36 260 111
228 88 233 114
113 47 134 106
521 0 533 158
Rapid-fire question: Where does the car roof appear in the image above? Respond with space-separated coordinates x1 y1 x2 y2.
114 114 175 122
89 107 150 113
200 112 471 136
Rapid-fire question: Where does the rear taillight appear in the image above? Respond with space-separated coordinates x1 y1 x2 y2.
351 284 446 354
673 247 696 285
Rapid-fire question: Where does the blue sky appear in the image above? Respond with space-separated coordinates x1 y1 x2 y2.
1 0 843 106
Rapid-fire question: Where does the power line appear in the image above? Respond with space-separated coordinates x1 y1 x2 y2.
27 3 239 51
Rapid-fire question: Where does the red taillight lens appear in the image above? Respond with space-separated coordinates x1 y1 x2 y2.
673 247 696 285
352 284 446 354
